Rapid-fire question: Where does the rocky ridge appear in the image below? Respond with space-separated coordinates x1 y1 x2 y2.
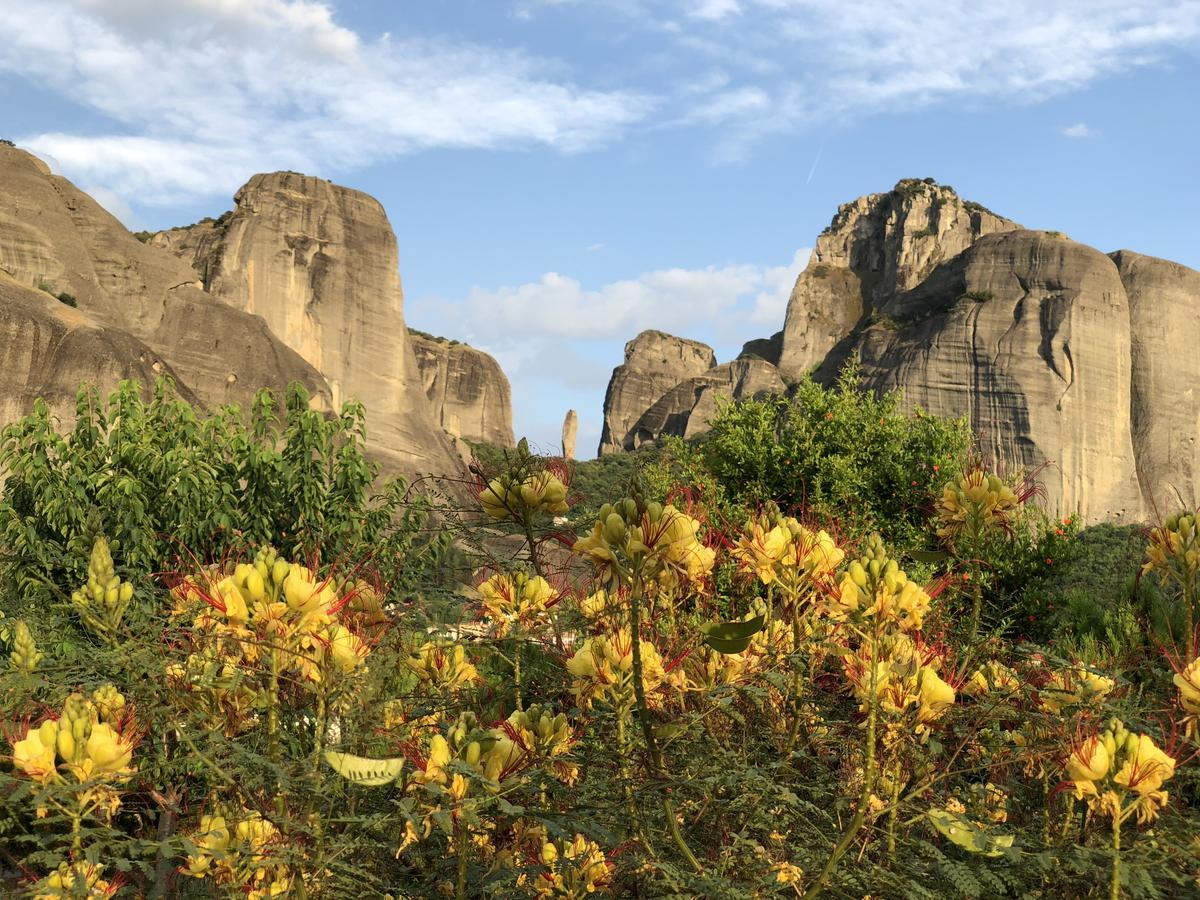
0 145 329 416
601 178 1200 522
408 330 514 447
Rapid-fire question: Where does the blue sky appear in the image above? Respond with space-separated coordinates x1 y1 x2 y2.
2 1 1198 456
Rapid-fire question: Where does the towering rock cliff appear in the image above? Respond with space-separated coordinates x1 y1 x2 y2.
408 330 514 447
153 171 461 476
772 179 1200 521
0 271 194 426
778 180 1019 378
843 230 1144 520
598 331 717 455
1112 251 1200 515
0 145 329 415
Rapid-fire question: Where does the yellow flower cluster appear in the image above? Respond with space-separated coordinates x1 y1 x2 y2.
480 469 570 520
935 468 1019 543
183 807 293 898
534 834 612 898
833 556 932 632
70 537 135 641
1143 510 1200 581
405 640 480 692
963 660 1020 697
173 548 369 684
478 571 557 636
574 498 715 592
33 862 118 899
843 634 955 734
732 513 844 594
10 687 136 788
565 628 668 709
1174 657 1200 737
1038 666 1114 714
1067 719 1176 824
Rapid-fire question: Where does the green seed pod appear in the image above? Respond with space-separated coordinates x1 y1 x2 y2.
603 513 627 545
868 559 882 580
598 503 614 524
849 561 868 589
646 502 664 523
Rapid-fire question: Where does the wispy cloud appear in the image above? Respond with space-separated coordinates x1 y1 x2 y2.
0 0 652 208
409 247 808 453
525 0 1200 152
1062 122 1096 138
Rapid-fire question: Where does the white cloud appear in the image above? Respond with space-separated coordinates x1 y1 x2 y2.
0 0 652 206
690 0 741 19
529 0 1200 147
1062 122 1095 138
409 246 807 456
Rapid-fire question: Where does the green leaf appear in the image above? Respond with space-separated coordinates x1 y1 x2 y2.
909 549 950 564
927 809 1014 857
700 615 765 654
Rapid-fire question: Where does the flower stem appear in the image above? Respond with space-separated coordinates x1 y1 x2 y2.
629 575 703 873
804 637 880 899
1110 811 1121 900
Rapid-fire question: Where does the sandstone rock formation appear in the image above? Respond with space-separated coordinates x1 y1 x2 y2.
0 144 330 418
598 331 716 455
1112 250 1200 515
624 358 787 450
152 171 461 477
844 230 1144 521
0 271 195 426
739 331 783 365
562 410 578 460
770 178 1200 522
408 330 514 447
778 180 1019 378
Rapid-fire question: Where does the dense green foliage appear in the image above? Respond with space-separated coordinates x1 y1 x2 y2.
696 362 972 547
2 379 1199 898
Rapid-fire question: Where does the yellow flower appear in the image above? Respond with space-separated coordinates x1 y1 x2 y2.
917 668 956 726
477 571 557 636
405 641 479 692
1067 735 1110 797
732 522 791 584
12 719 59 783
935 468 1020 542
34 862 114 899
1112 733 1175 797
579 589 613 620
83 722 135 777
325 623 366 673
773 861 805 886
1174 657 1200 713
183 814 232 877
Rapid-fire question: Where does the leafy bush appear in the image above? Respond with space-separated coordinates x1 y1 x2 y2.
2 382 1199 898
0 379 444 614
697 361 972 547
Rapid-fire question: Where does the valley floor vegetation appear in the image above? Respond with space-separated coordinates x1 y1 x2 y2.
1 373 1198 898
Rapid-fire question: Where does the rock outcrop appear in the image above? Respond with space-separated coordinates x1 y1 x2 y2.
408 331 514 447
0 271 195 426
598 331 716 455
778 180 1019 378
768 178 1200 521
1112 250 1200 515
562 410 578 460
843 230 1144 521
0 145 329 416
624 358 787 450
153 171 461 477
